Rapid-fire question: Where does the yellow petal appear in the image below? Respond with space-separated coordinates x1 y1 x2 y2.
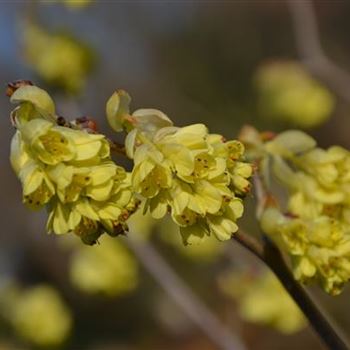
86 179 114 201
106 89 131 132
20 162 44 195
10 131 30 175
208 216 238 241
10 85 55 115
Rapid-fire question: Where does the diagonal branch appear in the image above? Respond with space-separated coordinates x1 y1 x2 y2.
126 237 247 350
287 0 350 103
263 237 348 350
233 229 348 350
244 166 348 349
233 229 264 260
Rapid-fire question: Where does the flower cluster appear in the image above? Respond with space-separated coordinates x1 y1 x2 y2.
261 131 350 294
106 90 252 244
104 91 252 244
9 83 253 247
126 120 252 244
103 90 253 244
10 84 135 244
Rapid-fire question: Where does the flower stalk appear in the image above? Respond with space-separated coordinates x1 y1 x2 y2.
233 230 349 350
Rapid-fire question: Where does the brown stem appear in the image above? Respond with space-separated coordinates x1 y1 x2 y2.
233 231 349 350
109 140 127 156
287 0 350 103
234 229 264 260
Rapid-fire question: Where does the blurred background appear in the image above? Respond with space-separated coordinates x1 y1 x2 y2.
1 1 350 349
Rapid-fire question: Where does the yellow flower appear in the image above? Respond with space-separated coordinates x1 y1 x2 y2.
20 162 55 209
221 270 307 334
127 122 251 244
10 131 31 176
261 208 350 295
21 22 93 93
11 285 72 347
20 119 76 165
106 90 173 135
69 235 138 296
256 61 334 128
10 84 56 126
11 118 130 242
10 85 135 244
267 132 350 223
46 165 134 244
11 132 55 209
18 118 110 166
261 131 350 294
49 161 115 203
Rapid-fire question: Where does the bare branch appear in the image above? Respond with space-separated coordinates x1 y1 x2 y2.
263 237 349 350
126 237 247 350
232 229 349 350
287 0 350 103
233 229 264 261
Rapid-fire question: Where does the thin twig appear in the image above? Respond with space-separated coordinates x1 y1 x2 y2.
248 169 349 349
232 229 349 350
109 139 127 156
287 0 350 103
233 229 264 260
126 237 247 350
264 237 349 350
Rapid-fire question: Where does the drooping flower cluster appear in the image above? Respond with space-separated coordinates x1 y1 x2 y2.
104 91 252 244
9 83 253 247
123 114 252 244
9 84 135 244
260 131 350 294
